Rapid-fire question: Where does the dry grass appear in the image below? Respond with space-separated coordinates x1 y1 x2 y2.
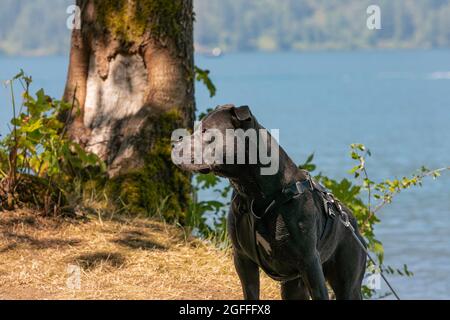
0 209 280 300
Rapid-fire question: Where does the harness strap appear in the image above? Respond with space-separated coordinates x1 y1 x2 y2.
252 172 337 221
251 173 314 219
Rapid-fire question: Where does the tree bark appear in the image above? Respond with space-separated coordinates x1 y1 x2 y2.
63 0 194 220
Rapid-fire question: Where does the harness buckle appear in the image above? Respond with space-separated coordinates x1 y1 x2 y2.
295 181 304 196
339 210 351 228
294 176 314 197
326 202 336 218
326 192 335 202
339 211 355 232
304 172 314 191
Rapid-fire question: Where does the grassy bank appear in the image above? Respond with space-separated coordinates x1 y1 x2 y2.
0 209 279 299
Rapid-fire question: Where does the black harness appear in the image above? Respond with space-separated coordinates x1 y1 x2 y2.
236 171 348 281
250 171 344 222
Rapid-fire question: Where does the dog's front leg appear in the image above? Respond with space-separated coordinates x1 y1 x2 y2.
233 251 260 300
303 253 329 300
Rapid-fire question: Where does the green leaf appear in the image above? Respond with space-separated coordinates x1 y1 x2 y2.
195 66 216 97
298 153 316 172
12 69 25 81
21 119 43 133
196 173 220 189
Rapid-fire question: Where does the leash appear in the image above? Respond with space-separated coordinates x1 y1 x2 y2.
337 210 401 300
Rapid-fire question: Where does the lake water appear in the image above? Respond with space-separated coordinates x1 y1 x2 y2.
1 50 450 299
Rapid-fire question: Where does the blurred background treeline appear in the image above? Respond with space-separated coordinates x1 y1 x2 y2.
1 0 450 56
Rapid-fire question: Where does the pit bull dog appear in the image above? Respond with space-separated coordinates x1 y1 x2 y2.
172 104 367 300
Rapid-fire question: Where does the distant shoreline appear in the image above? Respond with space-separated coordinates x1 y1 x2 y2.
1 46 450 58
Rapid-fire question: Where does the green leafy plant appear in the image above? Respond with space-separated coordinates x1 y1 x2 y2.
0 70 104 214
186 173 231 246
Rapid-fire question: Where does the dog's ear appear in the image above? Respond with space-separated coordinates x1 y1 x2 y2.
232 105 252 121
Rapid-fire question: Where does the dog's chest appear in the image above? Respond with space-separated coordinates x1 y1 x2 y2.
274 213 290 241
236 210 300 279
255 212 292 256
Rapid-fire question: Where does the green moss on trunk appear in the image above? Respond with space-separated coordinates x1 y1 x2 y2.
105 110 191 222
94 0 183 43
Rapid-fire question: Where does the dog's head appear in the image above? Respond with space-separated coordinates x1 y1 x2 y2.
171 104 279 177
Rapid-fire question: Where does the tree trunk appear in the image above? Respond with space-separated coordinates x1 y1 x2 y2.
63 0 195 220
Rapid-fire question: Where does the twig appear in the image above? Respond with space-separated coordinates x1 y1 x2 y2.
373 166 450 213
7 80 19 198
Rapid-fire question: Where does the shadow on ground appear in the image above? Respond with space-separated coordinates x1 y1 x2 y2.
113 230 167 251
0 231 81 252
72 251 126 270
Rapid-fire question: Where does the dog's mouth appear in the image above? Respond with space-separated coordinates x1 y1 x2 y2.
175 161 212 174
198 168 211 174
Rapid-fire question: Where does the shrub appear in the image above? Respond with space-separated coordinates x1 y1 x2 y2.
0 70 104 214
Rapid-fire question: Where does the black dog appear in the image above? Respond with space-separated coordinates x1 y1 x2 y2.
172 104 366 300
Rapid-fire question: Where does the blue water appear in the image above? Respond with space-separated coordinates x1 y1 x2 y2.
1 50 450 299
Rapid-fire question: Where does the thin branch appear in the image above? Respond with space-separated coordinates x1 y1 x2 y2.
373 166 450 213
8 80 18 187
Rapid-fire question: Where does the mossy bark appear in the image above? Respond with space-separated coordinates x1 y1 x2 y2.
63 0 194 220
105 110 191 220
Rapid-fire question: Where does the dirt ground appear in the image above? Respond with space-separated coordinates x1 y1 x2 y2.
0 209 280 300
